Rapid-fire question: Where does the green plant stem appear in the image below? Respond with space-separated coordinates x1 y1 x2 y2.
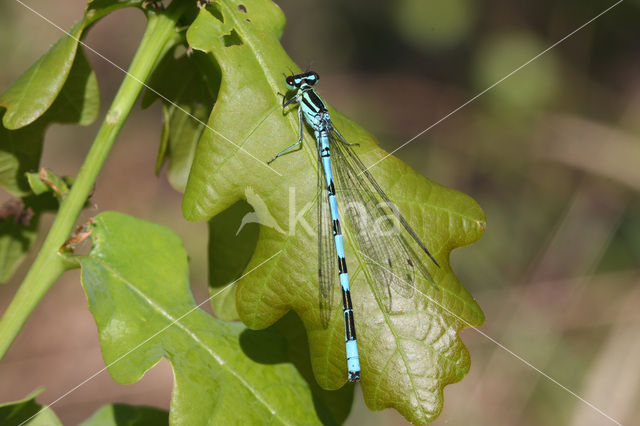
0 2 187 360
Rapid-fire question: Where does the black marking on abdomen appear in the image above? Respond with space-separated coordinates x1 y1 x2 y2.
327 181 336 195
332 219 341 236
338 256 348 274
342 287 353 310
344 308 357 340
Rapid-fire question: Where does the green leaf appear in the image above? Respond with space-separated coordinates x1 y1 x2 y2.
0 388 62 426
79 404 168 426
182 1 485 423
0 49 99 195
0 21 86 129
143 48 219 191
79 211 335 425
26 169 72 200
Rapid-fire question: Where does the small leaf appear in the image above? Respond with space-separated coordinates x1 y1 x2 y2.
0 388 63 426
182 1 485 423
26 169 71 200
79 404 168 426
80 211 331 424
26 173 50 196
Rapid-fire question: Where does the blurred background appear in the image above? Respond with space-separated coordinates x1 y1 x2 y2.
1 0 639 424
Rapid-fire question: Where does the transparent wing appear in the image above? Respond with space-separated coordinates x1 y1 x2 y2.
317 145 337 329
327 125 436 312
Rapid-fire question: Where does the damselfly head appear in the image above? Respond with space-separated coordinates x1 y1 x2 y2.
285 75 296 90
284 71 320 90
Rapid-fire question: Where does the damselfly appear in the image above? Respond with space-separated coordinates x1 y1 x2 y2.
268 71 439 382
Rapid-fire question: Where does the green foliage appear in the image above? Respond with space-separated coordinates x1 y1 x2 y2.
79 211 343 424
0 388 62 426
0 0 486 423
142 47 219 192
0 0 146 279
0 1 135 280
0 0 146 196
0 49 99 195
181 1 485 423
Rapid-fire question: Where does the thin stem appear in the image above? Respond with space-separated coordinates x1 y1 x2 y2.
0 2 188 360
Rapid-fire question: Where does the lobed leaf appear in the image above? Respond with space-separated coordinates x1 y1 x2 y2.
79 211 342 424
0 48 98 196
181 0 485 423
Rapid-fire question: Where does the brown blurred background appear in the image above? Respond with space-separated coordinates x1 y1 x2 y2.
1 0 640 424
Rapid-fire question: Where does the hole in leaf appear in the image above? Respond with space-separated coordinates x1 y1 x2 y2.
223 29 243 47
237 4 247 13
